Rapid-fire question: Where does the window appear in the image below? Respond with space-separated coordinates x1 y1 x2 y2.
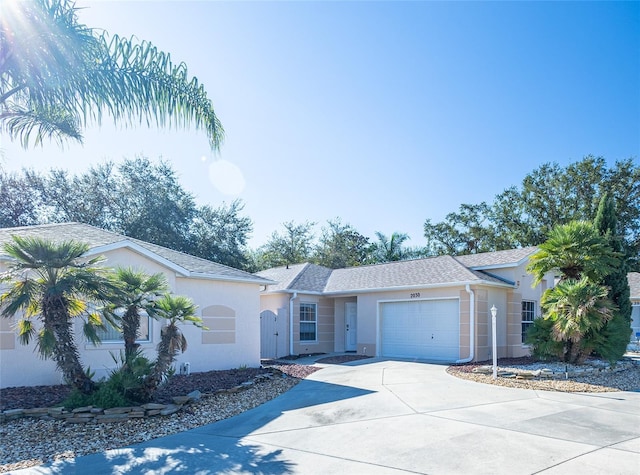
98 314 151 343
299 303 317 341
631 304 640 342
521 301 535 343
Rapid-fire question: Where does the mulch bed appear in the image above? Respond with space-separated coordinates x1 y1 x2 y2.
0 366 309 411
0 356 371 411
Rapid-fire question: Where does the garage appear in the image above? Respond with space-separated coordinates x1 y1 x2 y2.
380 299 460 361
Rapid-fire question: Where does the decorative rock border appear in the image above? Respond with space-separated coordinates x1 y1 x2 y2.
0 372 278 424
471 358 637 380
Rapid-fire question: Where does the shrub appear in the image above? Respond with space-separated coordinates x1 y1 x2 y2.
525 318 564 361
62 350 155 409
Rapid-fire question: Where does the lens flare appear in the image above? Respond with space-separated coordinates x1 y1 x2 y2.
208 159 245 195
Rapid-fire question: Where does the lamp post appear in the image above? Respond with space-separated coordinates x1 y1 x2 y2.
491 305 498 379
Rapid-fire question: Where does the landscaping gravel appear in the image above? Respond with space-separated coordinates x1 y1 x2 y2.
0 363 319 473
447 357 640 392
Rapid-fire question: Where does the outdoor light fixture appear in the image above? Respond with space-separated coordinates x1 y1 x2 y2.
491 305 498 379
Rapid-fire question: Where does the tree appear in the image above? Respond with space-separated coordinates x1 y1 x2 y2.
0 236 119 393
539 278 614 364
108 268 167 362
593 193 632 361
187 200 253 270
526 221 619 285
115 158 197 251
422 157 639 269
143 294 201 398
495 157 639 264
0 168 41 227
314 218 371 269
259 221 316 268
1 0 223 149
423 203 495 256
371 231 411 263
29 163 120 228
0 159 258 268
526 221 620 363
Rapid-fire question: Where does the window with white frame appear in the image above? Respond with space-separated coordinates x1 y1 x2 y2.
521 301 535 343
299 303 317 342
98 314 151 343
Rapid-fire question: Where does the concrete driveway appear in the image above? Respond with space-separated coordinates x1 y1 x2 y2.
17 359 640 474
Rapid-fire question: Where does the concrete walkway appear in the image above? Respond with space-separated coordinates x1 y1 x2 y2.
15 358 640 474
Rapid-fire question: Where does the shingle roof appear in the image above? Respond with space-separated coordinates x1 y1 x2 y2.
256 263 332 293
324 256 512 293
454 246 538 268
629 272 640 299
257 248 546 294
0 223 272 285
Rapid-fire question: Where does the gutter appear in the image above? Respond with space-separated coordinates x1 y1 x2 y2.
456 284 475 363
289 292 297 356
322 280 514 296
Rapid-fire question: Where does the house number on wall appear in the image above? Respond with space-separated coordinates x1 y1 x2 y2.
410 292 421 298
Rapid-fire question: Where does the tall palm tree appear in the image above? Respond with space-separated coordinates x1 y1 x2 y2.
373 231 410 263
0 236 120 393
541 278 614 363
526 221 619 285
108 268 167 362
143 294 201 398
0 0 223 148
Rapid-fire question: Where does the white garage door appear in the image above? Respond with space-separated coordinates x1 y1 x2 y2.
380 299 459 361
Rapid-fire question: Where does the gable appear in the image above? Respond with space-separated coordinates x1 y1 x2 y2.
0 223 272 285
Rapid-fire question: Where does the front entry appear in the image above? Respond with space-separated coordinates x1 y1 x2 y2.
345 302 357 351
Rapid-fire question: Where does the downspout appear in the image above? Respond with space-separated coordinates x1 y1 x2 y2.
289 292 297 356
456 284 475 363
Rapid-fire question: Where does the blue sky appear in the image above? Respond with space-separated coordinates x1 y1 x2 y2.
1 0 638 248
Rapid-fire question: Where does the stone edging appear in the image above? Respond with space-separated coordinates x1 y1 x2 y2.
0 371 280 425
470 358 638 380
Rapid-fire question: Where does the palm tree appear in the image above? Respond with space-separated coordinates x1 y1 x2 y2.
526 221 619 285
143 294 201 398
372 231 410 263
541 278 614 363
108 268 167 362
0 236 120 393
0 0 223 149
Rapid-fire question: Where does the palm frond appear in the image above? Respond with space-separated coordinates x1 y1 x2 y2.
1 0 223 149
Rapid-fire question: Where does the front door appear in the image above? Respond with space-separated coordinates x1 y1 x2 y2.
345 302 357 351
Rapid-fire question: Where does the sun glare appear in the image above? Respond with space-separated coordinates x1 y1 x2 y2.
208 159 246 196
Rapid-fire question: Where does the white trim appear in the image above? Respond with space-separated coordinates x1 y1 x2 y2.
86 241 189 275
187 272 275 285
324 280 514 296
299 302 318 343
85 241 272 285
456 284 475 364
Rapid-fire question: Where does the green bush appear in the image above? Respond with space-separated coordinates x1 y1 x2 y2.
62 350 155 409
593 312 632 363
63 380 132 409
525 317 564 361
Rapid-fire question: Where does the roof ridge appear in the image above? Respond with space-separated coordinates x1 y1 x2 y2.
286 262 310 290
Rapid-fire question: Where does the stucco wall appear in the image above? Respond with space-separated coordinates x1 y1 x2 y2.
292 295 334 355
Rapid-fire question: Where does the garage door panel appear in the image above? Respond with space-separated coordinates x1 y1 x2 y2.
381 299 459 361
